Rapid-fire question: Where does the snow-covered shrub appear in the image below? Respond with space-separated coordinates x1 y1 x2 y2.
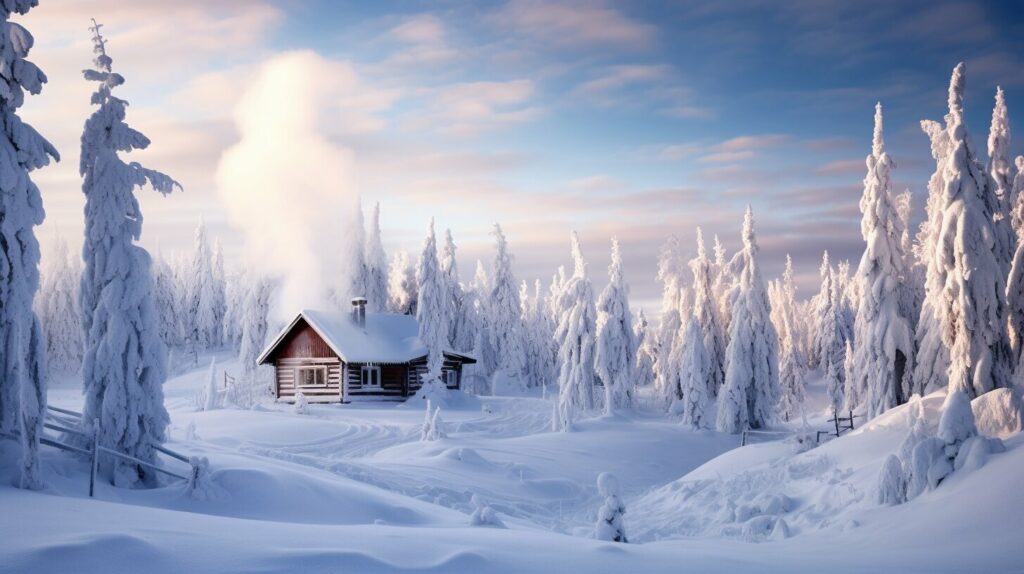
420 401 447 441
469 494 506 528
971 388 1023 438
876 454 906 505
293 392 308 415
595 472 627 543
187 456 224 501
883 390 1005 504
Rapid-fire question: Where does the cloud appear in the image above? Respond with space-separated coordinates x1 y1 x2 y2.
491 0 657 51
420 79 542 136
815 158 866 175
567 175 624 192
386 14 458 67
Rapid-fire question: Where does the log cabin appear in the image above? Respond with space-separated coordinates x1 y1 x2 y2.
256 298 476 403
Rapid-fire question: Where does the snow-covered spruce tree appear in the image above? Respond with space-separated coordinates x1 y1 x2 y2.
470 260 498 376
415 219 447 382
489 223 528 388
988 87 1016 269
345 196 369 303
37 237 83 374
712 235 733 339
595 238 636 414
809 251 832 369
690 228 726 398
716 207 780 433
365 202 389 312
1013 156 1024 236
654 235 684 408
895 189 923 335
387 250 417 315
211 240 226 345
221 266 246 350
775 256 807 422
153 252 182 347
78 22 179 486
239 275 272 380
595 472 627 543
555 232 598 431
440 229 468 351
853 103 915 420
531 279 559 390
188 221 219 348
633 309 656 389
935 63 1014 398
677 315 710 429
0 0 58 490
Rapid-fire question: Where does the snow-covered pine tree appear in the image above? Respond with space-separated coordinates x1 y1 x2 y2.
690 228 726 398
987 87 1016 272
776 256 807 422
654 235 684 409
913 118 954 395
346 196 369 303
211 240 226 347
633 309 656 389
239 275 272 380
415 219 447 383
842 339 856 410
677 315 710 429
37 237 83 374
595 238 636 414
188 221 219 349
896 189 923 336
934 63 1014 398
440 229 467 351
365 202 389 312
532 279 559 390
809 251 833 369
387 250 417 315
0 0 58 490
853 103 915 420
1013 156 1024 236
712 235 733 339
153 252 182 347
470 260 498 376
489 224 528 388
221 266 246 350
716 207 780 433
554 232 598 430
78 22 179 485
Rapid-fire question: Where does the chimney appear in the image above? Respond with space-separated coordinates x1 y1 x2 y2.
351 297 367 328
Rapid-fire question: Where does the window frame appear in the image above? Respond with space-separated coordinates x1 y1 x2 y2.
295 365 327 388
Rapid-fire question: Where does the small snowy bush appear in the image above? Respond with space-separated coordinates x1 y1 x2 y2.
595 472 627 543
293 392 308 415
187 456 224 501
420 401 447 441
880 390 1005 505
469 494 506 528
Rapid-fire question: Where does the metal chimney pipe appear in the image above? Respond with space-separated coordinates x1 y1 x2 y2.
351 297 367 328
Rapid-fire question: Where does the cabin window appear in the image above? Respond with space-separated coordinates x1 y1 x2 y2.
361 365 381 388
296 366 327 387
444 369 457 387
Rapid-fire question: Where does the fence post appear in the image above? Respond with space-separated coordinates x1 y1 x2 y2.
89 418 100 498
849 409 855 430
834 411 840 436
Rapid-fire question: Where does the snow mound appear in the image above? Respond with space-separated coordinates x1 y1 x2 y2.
400 379 481 411
971 388 1023 438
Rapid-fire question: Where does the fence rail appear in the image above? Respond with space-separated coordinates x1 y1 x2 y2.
18 405 200 497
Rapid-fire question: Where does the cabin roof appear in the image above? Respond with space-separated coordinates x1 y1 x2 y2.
257 309 475 365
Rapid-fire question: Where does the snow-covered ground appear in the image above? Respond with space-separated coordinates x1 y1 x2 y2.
1 353 1021 573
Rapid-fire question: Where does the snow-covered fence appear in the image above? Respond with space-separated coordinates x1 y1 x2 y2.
31 405 198 497
740 429 793 447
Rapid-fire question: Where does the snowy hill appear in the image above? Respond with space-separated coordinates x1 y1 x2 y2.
1 356 1021 573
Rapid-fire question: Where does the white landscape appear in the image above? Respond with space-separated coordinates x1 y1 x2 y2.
2 1 1024 573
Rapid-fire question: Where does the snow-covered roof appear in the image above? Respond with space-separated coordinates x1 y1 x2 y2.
257 309 474 365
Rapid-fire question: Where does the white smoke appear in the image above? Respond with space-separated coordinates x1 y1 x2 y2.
216 51 359 320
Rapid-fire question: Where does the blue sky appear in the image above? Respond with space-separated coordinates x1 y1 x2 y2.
22 0 1024 312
